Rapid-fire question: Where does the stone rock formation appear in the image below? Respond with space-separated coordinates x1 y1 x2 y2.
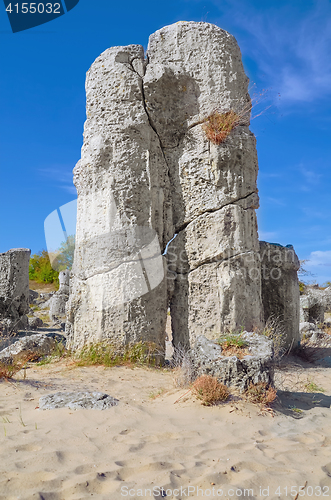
0 332 66 365
49 269 70 323
0 248 30 332
67 21 299 354
260 242 300 349
39 392 119 410
300 286 331 324
190 333 274 392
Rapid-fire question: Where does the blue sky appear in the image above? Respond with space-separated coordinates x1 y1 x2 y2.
0 0 330 284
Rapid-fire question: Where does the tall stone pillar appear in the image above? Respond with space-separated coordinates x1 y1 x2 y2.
0 248 31 331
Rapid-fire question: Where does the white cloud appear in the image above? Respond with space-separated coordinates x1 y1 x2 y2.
38 166 76 194
306 250 331 267
212 0 331 105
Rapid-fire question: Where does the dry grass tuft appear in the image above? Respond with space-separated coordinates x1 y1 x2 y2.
0 354 32 379
244 382 277 407
257 315 287 361
202 110 241 145
192 374 230 406
171 344 195 388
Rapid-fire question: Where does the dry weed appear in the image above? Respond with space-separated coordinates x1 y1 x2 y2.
192 374 230 406
244 382 277 407
0 354 32 379
202 110 241 144
171 344 195 388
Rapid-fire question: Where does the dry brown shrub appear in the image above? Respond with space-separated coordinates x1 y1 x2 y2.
192 374 230 406
220 344 249 359
202 110 241 145
244 382 277 407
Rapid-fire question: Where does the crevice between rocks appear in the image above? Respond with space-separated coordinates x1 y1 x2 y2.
174 189 258 235
173 249 257 276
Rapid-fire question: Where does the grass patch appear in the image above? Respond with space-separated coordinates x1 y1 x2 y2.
75 340 162 368
36 341 67 366
304 378 325 393
216 330 249 358
191 374 230 406
149 388 166 400
244 382 277 408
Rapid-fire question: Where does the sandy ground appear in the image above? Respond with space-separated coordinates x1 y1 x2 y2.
1 350 331 500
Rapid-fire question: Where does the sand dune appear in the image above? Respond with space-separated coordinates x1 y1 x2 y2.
0 359 331 500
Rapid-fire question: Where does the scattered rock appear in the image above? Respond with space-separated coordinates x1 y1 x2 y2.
39 391 119 410
28 316 44 330
29 289 39 305
0 332 66 364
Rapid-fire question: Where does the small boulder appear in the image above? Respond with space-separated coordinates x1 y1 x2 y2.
39 391 119 410
299 322 317 339
29 289 39 305
0 332 66 364
190 333 274 392
28 316 44 330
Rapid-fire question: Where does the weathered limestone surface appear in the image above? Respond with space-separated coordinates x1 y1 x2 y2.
0 332 66 364
39 392 119 410
260 242 300 348
300 287 331 324
0 249 30 331
50 269 70 323
148 23 262 345
67 22 274 351
191 333 274 392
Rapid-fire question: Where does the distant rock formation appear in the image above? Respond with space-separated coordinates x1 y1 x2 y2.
260 242 300 348
0 248 30 332
67 22 299 353
49 269 70 324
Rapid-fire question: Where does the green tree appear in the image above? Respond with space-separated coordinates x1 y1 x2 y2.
29 250 59 284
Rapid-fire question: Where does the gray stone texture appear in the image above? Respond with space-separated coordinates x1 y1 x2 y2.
39 391 119 410
0 332 66 364
191 333 274 392
0 248 30 332
49 269 70 323
260 242 300 349
67 21 263 352
300 287 331 324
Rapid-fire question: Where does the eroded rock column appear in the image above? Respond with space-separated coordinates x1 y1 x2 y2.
144 22 263 346
260 242 300 348
66 45 172 350
68 21 263 351
0 248 30 331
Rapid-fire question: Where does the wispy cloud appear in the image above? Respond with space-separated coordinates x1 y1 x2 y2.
213 0 331 105
306 250 331 267
258 230 278 241
38 166 76 195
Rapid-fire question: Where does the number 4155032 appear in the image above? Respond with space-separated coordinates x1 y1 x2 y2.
6 3 61 14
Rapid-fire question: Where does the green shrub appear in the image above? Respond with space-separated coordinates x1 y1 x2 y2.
29 250 59 285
